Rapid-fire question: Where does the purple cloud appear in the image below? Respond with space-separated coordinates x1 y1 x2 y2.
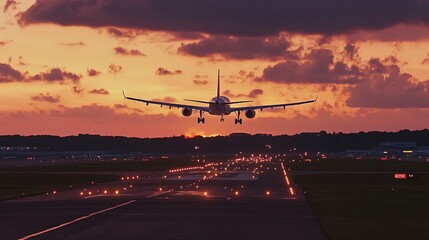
87 68 100 77
223 89 263 99
258 49 361 84
3 0 17 13
178 36 297 60
108 64 123 74
31 93 60 103
156 67 182 75
347 59 429 108
114 47 145 56
30 68 81 83
19 0 429 37
88 88 109 95
193 79 209 85
0 63 25 82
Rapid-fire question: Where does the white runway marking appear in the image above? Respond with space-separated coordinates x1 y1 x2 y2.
146 191 170 198
18 200 136 240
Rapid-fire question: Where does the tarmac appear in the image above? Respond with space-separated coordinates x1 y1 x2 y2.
1 158 326 240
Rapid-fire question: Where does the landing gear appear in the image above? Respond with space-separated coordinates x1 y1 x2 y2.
197 110 205 124
220 115 225 122
234 111 243 124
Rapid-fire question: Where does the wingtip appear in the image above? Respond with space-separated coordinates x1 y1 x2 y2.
122 90 126 100
315 94 319 102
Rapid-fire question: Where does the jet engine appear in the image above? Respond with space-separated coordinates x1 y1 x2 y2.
244 109 256 119
182 108 192 117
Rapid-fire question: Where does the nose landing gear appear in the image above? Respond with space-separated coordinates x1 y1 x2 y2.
234 111 242 124
197 110 205 124
220 115 225 122
198 117 205 124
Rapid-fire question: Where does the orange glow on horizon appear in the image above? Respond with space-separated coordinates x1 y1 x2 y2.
1 4 429 137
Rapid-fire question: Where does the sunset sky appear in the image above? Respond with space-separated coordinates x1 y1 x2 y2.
1 0 429 137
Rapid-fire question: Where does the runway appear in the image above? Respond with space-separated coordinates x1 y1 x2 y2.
0 157 326 240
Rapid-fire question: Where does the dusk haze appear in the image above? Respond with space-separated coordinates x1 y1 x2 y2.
2 1 429 240
1 0 429 137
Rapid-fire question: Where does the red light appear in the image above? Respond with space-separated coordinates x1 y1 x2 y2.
394 173 407 179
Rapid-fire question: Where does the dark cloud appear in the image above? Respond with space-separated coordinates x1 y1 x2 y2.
316 35 333 46
17 56 27 66
247 89 264 98
223 89 263 99
108 64 123 74
0 63 25 82
258 49 361 84
87 68 100 76
193 79 209 85
88 88 109 95
367 58 387 74
107 28 139 39
20 0 429 37
422 53 429 64
156 67 182 75
347 24 429 42
30 68 81 83
178 36 297 60
169 32 205 40
3 0 17 13
31 93 60 103
0 40 12 46
72 86 84 94
114 47 145 56
346 59 429 108
59 41 85 47
343 43 359 61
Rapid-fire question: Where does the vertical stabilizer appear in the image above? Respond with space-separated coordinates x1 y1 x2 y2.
217 69 220 98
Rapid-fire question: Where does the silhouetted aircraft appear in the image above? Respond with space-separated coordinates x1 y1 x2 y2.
123 70 317 124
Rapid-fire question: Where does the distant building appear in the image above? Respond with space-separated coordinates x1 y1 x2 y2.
378 142 417 149
346 142 429 158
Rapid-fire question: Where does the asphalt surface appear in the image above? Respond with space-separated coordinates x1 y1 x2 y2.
0 157 326 240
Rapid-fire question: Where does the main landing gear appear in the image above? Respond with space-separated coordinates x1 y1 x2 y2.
197 110 205 124
235 111 242 125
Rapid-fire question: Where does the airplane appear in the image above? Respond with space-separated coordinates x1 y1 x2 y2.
123 70 317 124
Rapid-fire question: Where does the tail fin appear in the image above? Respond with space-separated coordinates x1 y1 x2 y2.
217 69 220 98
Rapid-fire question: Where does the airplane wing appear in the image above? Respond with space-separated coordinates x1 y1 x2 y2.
123 91 210 112
229 96 317 112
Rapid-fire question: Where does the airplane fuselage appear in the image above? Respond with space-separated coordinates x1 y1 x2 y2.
208 96 231 115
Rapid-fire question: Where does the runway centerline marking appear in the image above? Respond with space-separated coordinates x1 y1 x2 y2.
18 200 136 240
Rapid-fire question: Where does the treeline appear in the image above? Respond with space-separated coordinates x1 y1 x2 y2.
0 129 429 153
